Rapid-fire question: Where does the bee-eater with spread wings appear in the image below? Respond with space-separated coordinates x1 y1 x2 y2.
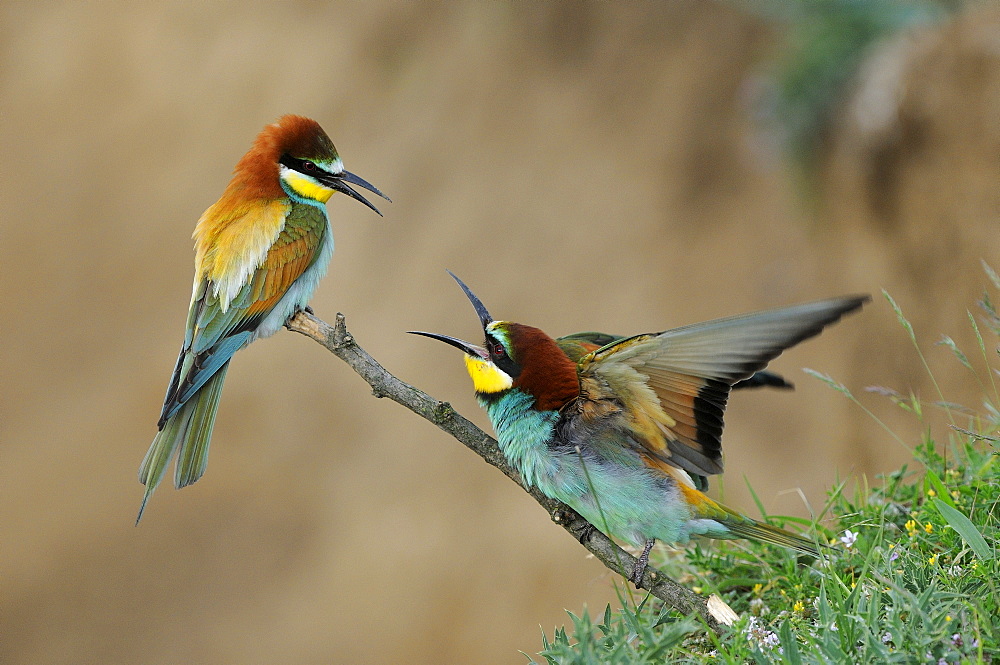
137 115 389 523
411 272 867 582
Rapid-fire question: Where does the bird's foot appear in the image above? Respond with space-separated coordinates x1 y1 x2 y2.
552 508 594 544
573 521 596 544
629 539 656 587
284 306 315 330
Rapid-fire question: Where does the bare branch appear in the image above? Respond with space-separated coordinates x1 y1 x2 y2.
285 310 724 632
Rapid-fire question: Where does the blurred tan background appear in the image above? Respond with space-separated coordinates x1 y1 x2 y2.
2 2 998 663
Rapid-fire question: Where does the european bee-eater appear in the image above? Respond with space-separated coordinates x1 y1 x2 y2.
137 115 389 523
411 272 868 581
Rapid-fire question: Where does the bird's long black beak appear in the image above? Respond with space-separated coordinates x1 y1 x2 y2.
407 271 495 356
324 169 391 216
407 269 493 352
446 270 493 330
406 331 488 359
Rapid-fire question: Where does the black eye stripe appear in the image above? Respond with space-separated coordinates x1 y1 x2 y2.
486 336 504 358
280 154 325 177
486 334 520 377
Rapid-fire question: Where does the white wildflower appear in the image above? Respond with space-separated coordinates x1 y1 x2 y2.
744 616 781 650
749 597 769 616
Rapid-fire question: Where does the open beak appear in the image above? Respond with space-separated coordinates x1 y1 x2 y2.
322 169 391 216
407 271 495 357
445 270 493 329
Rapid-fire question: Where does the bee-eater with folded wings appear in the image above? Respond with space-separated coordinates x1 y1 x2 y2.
411 272 868 582
137 115 389 523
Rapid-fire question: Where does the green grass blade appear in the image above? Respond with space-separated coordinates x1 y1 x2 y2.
802 367 852 397
983 259 1000 290
924 468 956 509
883 290 954 425
744 475 769 520
951 425 1000 445
805 368 912 452
969 311 1000 406
779 619 802 665
932 497 995 560
937 334 972 370
884 290 917 346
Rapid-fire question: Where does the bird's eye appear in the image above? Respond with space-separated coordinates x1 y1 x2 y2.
491 342 506 358
302 161 317 172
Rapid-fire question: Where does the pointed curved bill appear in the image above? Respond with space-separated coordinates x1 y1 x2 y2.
445 270 493 330
320 169 391 216
407 331 488 359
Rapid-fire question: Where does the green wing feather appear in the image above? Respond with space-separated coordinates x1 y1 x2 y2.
159 204 328 425
557 332 790 389
576 296 869 478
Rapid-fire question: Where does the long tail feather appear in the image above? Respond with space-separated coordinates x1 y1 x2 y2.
136 362 229 524
685 484 827 556
137 408 191 524
722 518 825 557
174 363 229 488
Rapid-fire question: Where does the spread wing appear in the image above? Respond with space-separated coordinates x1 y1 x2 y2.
572 296 868 478
158 202 328 426
557 332 792 390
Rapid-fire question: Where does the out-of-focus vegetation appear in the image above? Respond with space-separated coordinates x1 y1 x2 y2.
751 0 953 169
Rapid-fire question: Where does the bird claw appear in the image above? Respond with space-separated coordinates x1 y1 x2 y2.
573 521 596 544
629 561 646 586
629 539 656 587
284 306 316 330
552 508 596 544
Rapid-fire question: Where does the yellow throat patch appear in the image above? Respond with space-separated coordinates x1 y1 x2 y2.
464 355 513 394
282 171 334 203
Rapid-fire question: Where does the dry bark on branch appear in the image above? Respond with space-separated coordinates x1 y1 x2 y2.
285 310 732 632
